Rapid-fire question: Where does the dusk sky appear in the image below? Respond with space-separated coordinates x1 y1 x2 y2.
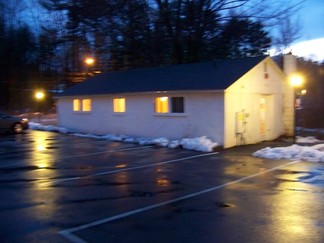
285 0 324 61
22 0 323 40
297 0 324 41
20 0 324 61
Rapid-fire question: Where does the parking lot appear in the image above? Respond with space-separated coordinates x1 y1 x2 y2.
0 130 323 243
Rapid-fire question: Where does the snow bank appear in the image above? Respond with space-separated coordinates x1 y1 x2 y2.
29 122 218 152
296 136 323 143
180 136 218 152
253 144 324 163
297 127 324 134
29 122 69 134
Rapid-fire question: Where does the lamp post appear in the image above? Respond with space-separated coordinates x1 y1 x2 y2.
84 57 95 77
34 90 45 123
289 74 303 144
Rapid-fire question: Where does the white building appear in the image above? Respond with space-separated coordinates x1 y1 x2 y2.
57 55 295 148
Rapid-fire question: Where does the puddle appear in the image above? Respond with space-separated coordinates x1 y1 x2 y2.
276 169 324 185
298 169 324 185
316 221 324 228
67 195 128 204
0 165 56 173
0 178 40 184
45 146 59 149
287 188 309 192
215 202 234 208
0 202 45 211
130 191 155 198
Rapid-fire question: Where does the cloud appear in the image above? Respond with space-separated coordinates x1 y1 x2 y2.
270 37 324 62
290 38 324 62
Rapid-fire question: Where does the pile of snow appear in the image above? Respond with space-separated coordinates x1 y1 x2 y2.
253 144 324 163
180 137 219 152
297 127 324 134
29 123 69 134
29 122 218 152
296 136 323 143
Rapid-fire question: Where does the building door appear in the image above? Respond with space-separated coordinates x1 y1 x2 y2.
259 97 268 140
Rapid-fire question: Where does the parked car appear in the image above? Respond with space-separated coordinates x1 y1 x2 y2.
0 112 29 134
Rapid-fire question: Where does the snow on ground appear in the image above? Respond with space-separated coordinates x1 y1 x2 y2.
296 136 323 144
253 130 324 163
297 127 324 134
253 142 324 163
29 121 324 160
29 122 218 152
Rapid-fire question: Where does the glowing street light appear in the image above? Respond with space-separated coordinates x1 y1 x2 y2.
35 91 45 100
84 57 95 66
290 74 303 87
84 57 95 77
289 74 304 144
34 90 45 122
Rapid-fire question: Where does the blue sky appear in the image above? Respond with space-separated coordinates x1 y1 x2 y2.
284 0 324 61
297 0 324 41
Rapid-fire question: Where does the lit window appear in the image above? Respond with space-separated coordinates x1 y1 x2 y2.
82 99 92 112
113 98 126 112
73 99 81 111
73 98 92 112
155 97 169 113
155 97 185 114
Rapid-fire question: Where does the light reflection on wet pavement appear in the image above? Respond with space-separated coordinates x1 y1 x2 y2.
0 130 323 243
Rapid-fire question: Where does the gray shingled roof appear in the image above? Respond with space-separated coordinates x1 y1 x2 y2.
59 56 266 97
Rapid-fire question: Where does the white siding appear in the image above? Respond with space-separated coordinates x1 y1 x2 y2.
57 57 288 148
224 58 285 148
57 92 225 144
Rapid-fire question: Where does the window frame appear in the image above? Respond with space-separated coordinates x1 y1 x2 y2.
155 97 169 113
73 99 81 112
82 98 92 112
154 96 185 115
171 97 185 113
113 98 126 113
72 98 92 112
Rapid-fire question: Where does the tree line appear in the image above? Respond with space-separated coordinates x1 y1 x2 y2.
39 0 276 71
1 0 323 128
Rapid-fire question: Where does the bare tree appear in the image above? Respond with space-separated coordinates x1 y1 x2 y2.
273 13 302 54
37 0 305 70
153 0 303 63
0 0 27 27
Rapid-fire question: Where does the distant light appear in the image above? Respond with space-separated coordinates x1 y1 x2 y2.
85 57 95 65
301 89 307 95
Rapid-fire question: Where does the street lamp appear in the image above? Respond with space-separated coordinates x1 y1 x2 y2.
35 91 45 100
34 90 45 123
84 57 95 65
84 57 95 77
289 74 304 143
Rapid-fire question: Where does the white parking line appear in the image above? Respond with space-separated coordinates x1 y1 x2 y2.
0 145 153 168
41 152 220 185
59 160 300 243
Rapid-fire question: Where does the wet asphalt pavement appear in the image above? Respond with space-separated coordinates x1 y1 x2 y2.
0 130 323 243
